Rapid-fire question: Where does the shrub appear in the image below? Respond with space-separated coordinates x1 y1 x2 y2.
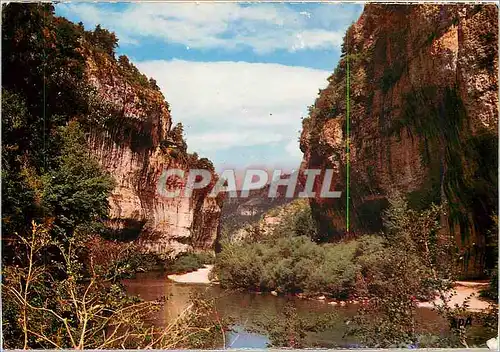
302 241 360 298
268 199 320 241
85 236 164 281
347 194 489 348
215 235 374 298
2 222 225 349
354 235 391 295
292 206 319 240
166 252 214 274
254 301 337 348
480 270 498 301
195 251 216 265
212 243 265 290
481 215 498 301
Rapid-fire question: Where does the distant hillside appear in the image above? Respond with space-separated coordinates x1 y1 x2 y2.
220 172 306 235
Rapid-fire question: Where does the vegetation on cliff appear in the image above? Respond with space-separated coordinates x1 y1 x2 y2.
299 4 498 278
214 4 498 347
2 4 224 348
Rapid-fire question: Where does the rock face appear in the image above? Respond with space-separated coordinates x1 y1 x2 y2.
0 4 222 256
300 4 498 277
219 178 298 236
82 48 222 256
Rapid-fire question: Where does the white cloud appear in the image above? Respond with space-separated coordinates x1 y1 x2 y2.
135 59 329 167
285 139 304 160
186 131 285 151
57 2 353 53
53 2 363 168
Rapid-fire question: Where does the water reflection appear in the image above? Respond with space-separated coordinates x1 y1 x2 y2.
227 325 270 348
122 272 451 348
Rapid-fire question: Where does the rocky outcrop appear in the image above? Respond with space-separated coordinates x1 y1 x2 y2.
300 4 498 277
0 4 222 256
82 48 222 256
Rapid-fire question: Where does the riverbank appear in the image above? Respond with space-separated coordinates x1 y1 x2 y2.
167 265 214 284
300 281 494 312
417 281 493 312
166 265 494 312
268 282 495 313
124 273 496 349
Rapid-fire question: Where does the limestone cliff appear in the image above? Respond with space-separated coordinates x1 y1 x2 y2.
81 39 222 256
300 4 498 277
1 4 222 256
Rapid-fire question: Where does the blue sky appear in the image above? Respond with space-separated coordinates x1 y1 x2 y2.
56 2 363 173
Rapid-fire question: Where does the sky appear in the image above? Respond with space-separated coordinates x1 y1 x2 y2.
55 2 363 173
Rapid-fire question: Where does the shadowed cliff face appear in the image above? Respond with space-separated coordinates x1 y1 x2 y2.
300 4 498 277
81 38 223 256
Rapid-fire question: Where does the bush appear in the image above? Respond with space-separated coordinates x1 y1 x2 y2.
480 270 498 301
85 236 165 281
267 199 320 241
194 251 216 265
292 206 319 240
481 215 498 301
346 194 490 348
214 235 386 298
166 252 214 274
304 241 360 298
212 243 265 290
354 236 391 296
254 301 337 348
2 222 225 349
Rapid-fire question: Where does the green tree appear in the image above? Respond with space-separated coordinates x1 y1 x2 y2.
255 301 336 348
1 3 111 241
348 194 494 348
170 123 188 152
88 24 118 56
1 89 40 236
42 121 115 239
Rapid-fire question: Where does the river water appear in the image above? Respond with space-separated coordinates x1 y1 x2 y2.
122 271 491 348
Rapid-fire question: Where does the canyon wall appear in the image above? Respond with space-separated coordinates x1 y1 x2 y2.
1 4 222 256
81 47 222 256
300 4 498 277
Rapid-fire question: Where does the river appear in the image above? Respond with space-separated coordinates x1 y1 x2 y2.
121 271 497 348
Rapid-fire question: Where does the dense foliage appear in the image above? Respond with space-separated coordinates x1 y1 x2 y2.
267 199 320 241
166 252 215 275
215 193 498 347
348 194 497 348
1 4 224 349
2 223 225 349
253 302 337 348
216 199 391 298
